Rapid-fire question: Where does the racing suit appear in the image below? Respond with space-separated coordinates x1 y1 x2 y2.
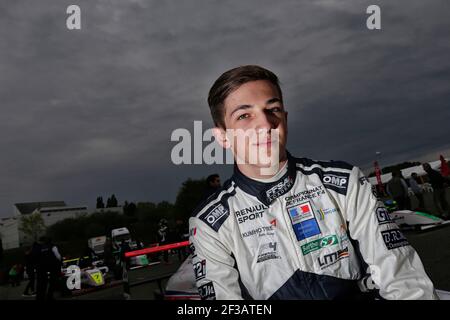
189 153 438 300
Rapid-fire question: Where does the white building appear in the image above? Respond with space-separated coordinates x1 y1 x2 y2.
0 217 20 250
1 201 88 249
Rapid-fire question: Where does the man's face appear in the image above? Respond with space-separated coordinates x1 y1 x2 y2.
211 177 221 188
216 80 288 168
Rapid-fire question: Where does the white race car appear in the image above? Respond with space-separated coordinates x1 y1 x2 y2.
384 200 450 231
62 257 109 289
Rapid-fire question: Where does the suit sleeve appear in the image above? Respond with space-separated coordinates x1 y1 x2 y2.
189 216 243 300
345 167 438 300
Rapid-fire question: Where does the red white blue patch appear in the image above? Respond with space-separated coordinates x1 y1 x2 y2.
287 201 321 241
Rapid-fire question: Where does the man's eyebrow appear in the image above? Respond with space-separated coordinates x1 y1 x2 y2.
229 104 252 118
266 97 282 105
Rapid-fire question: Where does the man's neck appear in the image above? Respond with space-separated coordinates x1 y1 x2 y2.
236 152 288 180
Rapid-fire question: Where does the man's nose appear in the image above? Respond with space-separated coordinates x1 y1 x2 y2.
255 111 276 131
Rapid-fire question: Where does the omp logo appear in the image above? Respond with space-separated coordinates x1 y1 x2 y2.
376 207 392 225
205 204 228 226
322 171 350 196
301 235 338 255
193 260 206 281
266 177 293 203
317 247 349 269
323 174 347 189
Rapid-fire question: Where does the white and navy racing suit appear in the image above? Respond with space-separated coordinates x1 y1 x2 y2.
189 153 438 300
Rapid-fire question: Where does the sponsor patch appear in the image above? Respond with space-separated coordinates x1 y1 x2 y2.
198 282 216 300
189 243 196 256
301 235 338 255
288 202 314 224
257 242 280 263
371 186 379 198
287 201 321 241
241 225 275 238
381 229 409 250
376 206 392 225
322 171 350 195
199 203 229 232
291 217 321 241
193 259 206 281
189 227 197 237
235 204 267 224
317 247 350 269
316 207 338 221
284 186 325 207
265 176 294 204
359 176 370 185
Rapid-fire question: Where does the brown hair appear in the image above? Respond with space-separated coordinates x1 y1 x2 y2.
207 65 283 128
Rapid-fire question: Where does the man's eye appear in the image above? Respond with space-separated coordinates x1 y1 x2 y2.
237 114 249 120
268 107 282 113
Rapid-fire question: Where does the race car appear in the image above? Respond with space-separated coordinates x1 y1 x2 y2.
384 200 450 231
61 256 109 289
163 254 200 300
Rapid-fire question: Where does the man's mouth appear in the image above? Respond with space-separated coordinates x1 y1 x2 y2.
255 141 272 147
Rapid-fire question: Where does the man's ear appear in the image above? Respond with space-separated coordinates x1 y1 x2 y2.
212 127 231 149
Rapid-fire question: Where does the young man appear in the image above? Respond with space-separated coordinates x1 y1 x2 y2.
189 65 437 300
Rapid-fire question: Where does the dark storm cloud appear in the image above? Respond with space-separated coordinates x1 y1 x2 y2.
1 0 449 215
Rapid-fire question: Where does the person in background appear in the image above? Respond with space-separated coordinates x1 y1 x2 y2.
409 173 425 210
386 170 409 210
202 174 222 200
174 219 189 261
35 237 62 300
157 219 170 264
9 264 21 287
22 242 38 297
423 163 449 219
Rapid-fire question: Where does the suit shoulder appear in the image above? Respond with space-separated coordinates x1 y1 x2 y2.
291 156 355 196
291 156 354 172
190 179 236 232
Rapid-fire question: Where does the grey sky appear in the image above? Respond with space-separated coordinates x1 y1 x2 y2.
1 0 449 216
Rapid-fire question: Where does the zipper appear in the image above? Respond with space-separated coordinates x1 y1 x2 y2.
277 197 304 271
